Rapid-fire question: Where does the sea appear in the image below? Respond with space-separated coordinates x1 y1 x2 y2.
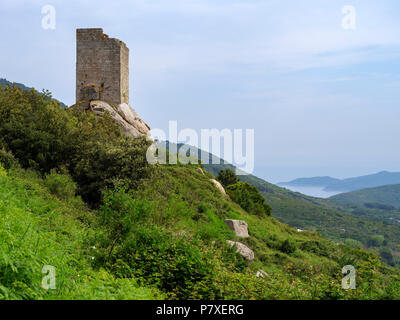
280 185 343 199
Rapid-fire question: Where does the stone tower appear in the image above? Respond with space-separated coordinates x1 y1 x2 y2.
76 28 129 105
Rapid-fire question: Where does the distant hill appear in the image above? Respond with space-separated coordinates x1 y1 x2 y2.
158 141 400 267
278 176 340 187
0 78 31 91
279 171 400 193
325 171 400 192
330 184 400 210
0 78 67 108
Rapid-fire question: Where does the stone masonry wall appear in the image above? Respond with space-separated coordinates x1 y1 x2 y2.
76 28 129 105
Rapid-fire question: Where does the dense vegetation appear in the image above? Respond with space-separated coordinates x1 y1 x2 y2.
199 153 400 268
330 184 400 210
0 78 67 108
242 174 400 268
1 85 400 300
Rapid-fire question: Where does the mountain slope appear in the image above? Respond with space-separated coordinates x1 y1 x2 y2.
2 86 400 299
0 166 163 300
0 78 67 108
278 171 400 192
165 144 400 268
330 184 400 210
278 176 341 187
2 161 400 299
326 171 400 192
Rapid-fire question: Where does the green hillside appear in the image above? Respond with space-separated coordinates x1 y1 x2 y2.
1 85 400 300
330 184 400 210
277 171 400 193
197 159 400 268
0 78 67 108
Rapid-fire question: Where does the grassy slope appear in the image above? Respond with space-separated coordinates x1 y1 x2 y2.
201 164 400 267
128 164 400 299
0 166 163 300
2 159 400 299
330 184 400 209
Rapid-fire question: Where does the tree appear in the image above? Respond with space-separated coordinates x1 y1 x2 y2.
226 181 271 217
379 247 394 266
217 168 239 187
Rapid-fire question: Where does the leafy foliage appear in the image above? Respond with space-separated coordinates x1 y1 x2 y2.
226 182 271 217
0 86 151 206
1 84 400 300
217 168 239 187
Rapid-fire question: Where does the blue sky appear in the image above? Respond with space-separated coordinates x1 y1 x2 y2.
1 0 400 182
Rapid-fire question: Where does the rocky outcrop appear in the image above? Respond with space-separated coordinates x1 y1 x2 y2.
89 100 151 139
210 179 226 195
226 240 254 262
256 270 269 278
224 219 249 238
196 168 205 175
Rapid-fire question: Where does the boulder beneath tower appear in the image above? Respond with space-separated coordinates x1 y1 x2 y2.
89 100 151 139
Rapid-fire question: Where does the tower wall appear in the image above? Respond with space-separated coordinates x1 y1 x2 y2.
76 28 129 105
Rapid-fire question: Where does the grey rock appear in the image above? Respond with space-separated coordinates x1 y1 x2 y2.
256 270 269 278
226 240 254 262
89 100 151 139
210 179 226 195
196 168 205 175
224 219 249 238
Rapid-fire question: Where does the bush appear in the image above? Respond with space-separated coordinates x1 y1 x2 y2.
0 148 19 170
380 247 394 266
299 240 330 257
0 163 6 177
280 239 297 254
98 187 151 255
0 86 152 207
71 135 152 206
344 238 363 249
96 188 220 299
367 235 385 247
100 223 217 299
217 168 239 187
45 171 77 200
226 182 271 217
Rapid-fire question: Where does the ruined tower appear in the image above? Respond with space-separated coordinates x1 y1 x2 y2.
76 28 129 105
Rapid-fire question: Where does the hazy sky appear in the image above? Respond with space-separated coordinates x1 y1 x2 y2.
1 0 399 182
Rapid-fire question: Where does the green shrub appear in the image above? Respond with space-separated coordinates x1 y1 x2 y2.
45 171 77 200
71 135 152 206
0 86 152 207
98 187 151 257
226 182 271 217
0 148 19 169
367 235 385 247
111 225 216 299
344 238 363 249
380 247 394 266
96 188 221 299
217 168 239 187
0 163 6 177
280 239 297 254
299 240 330 257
